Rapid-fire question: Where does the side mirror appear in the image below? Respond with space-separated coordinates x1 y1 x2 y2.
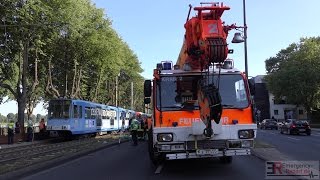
248 79 255 96
144 97 151 104
144 80 152 97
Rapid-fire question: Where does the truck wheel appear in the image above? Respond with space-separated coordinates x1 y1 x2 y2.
148 129 164 166
219 156 233 164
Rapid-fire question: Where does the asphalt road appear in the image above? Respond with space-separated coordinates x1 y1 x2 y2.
257 129 320 161
22 141 267 180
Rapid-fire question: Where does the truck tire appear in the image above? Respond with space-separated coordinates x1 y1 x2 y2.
148 129 164 166
219 156 233 164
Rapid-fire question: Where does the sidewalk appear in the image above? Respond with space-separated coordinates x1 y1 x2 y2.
0 133 48 150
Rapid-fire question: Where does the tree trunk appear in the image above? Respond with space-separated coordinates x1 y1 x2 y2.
71 60 77 98
75 68 82 99
26 49 39 125
17 99 26 134
46 60 60 98
93 68 103 101
16 40 29 135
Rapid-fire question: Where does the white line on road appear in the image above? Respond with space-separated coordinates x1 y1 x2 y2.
286 136 300 141
155 163 164 174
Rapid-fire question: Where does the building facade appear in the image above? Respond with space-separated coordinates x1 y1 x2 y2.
253 75 307 122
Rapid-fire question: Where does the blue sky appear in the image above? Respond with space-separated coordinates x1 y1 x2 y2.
1 0 319 116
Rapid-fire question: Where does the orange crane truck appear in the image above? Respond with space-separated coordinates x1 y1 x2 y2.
144 2 257 165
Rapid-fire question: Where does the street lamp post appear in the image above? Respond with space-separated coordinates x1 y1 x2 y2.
243 0 248 78
231 0 248 78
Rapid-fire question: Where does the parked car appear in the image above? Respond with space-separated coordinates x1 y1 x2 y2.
277 121 284 129
280 119 311 135
260 119 278 130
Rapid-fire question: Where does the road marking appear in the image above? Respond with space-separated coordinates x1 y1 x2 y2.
286 136 300 141
155 163 164 174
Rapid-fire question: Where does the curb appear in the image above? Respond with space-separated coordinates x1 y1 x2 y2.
251 147 292 162
0 139 129 180
251 149 269 161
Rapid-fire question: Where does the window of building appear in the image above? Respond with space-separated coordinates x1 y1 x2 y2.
274 110 278 115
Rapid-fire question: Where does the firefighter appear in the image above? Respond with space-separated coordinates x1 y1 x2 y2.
129 115 140 146
7 124 14 144
39 118 46 139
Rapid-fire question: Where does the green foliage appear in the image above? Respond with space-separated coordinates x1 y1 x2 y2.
0 0 145 118
265 37 320 116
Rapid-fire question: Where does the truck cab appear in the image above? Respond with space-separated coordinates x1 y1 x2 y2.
144 61 257 165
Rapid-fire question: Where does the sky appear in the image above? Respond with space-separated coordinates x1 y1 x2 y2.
1 0 319 116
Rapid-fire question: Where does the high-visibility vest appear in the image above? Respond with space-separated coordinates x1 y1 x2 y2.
8 123 14 129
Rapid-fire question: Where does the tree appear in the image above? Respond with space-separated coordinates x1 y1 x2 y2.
0 113 8 124
265 37 320 120
0 0 57 132
1 0 145 129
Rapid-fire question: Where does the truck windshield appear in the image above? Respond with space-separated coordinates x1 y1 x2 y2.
156 74 249 111
48 100 71 119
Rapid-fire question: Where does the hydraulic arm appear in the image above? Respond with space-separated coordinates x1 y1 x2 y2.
176 2 242 137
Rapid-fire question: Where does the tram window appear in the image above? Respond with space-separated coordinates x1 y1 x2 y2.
63 103 69 118
85 107 91 119
91 107 96 119
79 106 83 118
73 105 78 118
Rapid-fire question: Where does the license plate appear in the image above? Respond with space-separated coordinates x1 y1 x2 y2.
299 129 305 132
196 149 219 155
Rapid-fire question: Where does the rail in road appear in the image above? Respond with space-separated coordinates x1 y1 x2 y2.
0 133 130 176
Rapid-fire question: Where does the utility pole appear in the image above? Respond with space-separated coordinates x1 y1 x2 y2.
243 0 248 78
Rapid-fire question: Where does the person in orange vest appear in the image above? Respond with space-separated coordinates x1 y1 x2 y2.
39 118 46 139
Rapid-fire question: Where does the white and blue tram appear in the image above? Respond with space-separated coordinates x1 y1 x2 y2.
47 98 136 138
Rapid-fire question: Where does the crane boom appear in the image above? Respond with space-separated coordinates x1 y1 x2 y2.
176 2 242 137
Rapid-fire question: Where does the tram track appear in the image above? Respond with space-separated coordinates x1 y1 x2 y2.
0 133 130 175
